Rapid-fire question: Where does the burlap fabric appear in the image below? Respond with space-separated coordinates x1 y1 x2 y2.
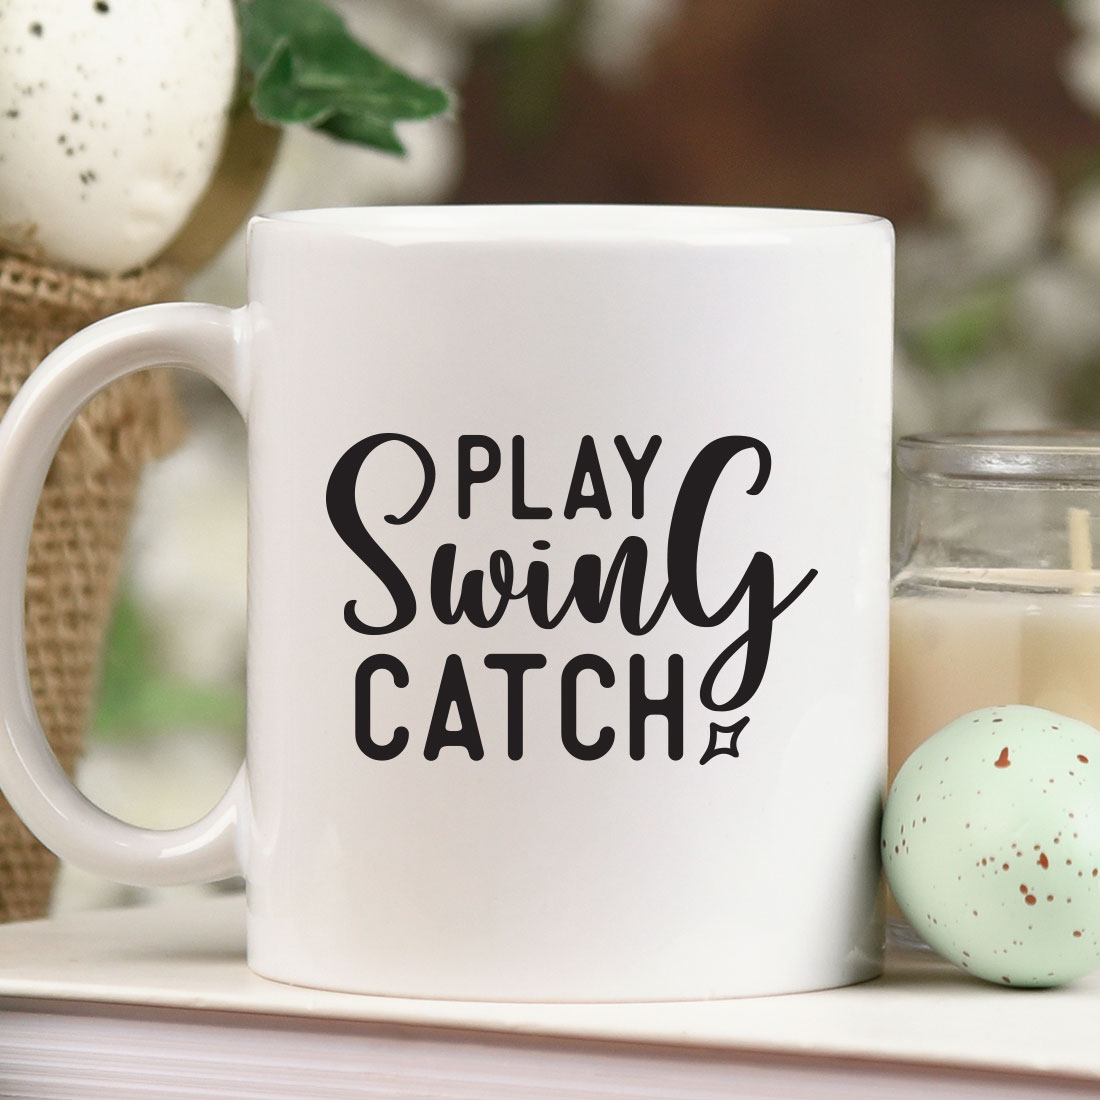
0 252 185 921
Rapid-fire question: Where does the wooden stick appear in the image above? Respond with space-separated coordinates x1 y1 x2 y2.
1068 506 1093 594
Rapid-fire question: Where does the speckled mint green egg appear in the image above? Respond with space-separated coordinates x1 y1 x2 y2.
883 705 1100 987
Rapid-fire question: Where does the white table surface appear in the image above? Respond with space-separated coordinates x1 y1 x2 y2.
0 895 1096 1080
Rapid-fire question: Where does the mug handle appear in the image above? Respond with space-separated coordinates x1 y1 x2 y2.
0 301 247 886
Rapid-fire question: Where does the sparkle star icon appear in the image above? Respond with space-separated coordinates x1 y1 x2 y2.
699 717 749 764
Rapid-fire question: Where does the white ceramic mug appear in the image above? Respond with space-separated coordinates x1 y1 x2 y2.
0 206 893 1000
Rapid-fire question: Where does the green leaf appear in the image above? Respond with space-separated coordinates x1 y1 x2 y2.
493 0 585 141
1061 357 1100 426
92 592 245 742
237 0 451 155
238 0 345 73
902 281 1013 376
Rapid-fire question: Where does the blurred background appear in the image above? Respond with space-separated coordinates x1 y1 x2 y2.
55 0 1100 909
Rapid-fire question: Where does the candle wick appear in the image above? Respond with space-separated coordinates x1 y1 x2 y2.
1068 506 1093 594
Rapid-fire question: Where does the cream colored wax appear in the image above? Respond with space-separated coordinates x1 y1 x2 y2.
889 578 1100 788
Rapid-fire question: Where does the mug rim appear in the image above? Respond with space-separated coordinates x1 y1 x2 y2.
249 204 889 244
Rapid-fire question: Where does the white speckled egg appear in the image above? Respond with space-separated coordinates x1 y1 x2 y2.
0 0 237 274
884 705 1100 987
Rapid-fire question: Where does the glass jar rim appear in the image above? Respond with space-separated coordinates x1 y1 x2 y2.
897 430 1100 484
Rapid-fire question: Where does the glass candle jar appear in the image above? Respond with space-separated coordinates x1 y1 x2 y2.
889 431 1100 787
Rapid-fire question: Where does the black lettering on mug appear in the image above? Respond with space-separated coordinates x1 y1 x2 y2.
511 437 552 520
327 434 435 635
484 653 547 761
424 654 485 761
614 435 661 519
354 655 409 761
457 435 500 519
561 654 615 760
563 435 612 520
629 653 684 761
330 434 819 763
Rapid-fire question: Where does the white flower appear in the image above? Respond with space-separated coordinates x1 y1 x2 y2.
911 128 1052 275
1012 259 1100 365
1064 34 1100 112
580 0 680 81
1063 185 1100 274
896 225 986 320
932 354 1060 433
892 345 1048 440
1064 0 1100 32
1063 0 1100 113
892 348 940 440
